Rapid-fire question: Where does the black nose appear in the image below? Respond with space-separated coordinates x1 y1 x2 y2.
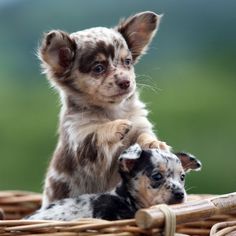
174 191 185 201
116 80 130 89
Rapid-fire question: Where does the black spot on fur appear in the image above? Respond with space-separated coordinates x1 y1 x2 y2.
58 199 66 206
75 198 81 204
150 179 164 189
92 194 136 220
72 210 79 215
46 203 56 210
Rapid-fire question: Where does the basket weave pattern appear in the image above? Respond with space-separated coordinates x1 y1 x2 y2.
0 191 236 236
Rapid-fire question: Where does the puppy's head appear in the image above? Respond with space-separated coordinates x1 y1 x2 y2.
39 12 161 106
119 144 201 208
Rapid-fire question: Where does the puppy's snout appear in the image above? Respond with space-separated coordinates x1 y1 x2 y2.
116 79 130 90
173 191 185 201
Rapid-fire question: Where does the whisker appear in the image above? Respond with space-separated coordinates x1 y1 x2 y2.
136 73 162 93
137 83 159 93
185 186 196 193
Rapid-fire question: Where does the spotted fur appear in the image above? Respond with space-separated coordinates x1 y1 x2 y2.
26 144 201 221
39 11 171 208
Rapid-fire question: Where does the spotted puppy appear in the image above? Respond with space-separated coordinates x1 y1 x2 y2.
39 11 171 207
27 144 201 221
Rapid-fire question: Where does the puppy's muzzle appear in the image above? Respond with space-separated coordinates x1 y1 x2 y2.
170 189 185 204
116 79 130 90
173 190 185 201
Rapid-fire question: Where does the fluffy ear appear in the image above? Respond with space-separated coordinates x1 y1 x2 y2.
116 11 162 63
119 144 142 172
39 30 76 77
175 152 202 173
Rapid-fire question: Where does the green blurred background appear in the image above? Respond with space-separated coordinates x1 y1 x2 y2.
0 0 235 194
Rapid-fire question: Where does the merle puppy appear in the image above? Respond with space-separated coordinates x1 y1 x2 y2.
27 144 201 221
39 11 172 208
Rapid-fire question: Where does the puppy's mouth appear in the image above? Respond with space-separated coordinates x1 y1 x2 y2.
102 87 134 100
110 90 131 98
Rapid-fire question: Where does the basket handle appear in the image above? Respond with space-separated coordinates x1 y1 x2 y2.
135 192 236 229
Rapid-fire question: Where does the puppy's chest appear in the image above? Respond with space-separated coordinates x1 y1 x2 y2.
106 103 147 121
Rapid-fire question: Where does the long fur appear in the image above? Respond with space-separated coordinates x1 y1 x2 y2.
39 12 171 208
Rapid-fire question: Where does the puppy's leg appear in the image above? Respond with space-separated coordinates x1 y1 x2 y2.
42 119 132 206
96 119 132 144
137 133 171 151
75 119 133 174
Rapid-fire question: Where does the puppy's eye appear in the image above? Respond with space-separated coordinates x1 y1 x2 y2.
180 174 185 181
124 58 132 66
92 64 105 74
152 173 163 181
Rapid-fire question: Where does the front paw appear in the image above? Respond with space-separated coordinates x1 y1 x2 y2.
112 119 132 142
146 140 171 151
137 133 171 151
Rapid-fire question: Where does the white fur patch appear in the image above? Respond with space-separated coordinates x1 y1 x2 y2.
119 143 142 160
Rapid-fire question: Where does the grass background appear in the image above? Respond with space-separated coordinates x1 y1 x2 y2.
0 0 235 194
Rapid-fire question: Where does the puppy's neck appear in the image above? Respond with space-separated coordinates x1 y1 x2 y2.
60 89 138 115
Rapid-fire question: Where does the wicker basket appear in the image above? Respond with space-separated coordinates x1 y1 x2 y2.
0 191 236 236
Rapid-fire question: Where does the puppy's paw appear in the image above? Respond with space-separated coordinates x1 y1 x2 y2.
112 119 132 142
137 133 171 151
147 140 171 151
39 30 76 74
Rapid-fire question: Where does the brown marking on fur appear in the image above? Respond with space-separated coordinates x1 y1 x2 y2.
77 133 98 166
78 41 115 74
113 37 126 51
135 175 156 208
49 177 70 202
158 163 168 173
59 78 84 95
52 143 77 175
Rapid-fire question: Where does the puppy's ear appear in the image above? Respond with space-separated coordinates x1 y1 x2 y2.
175 152 202 173
39 30 76 77
116 11 162 63
119 144 142 172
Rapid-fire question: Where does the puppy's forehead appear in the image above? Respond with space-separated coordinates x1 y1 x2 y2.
150 150 182 169
70 27 128 50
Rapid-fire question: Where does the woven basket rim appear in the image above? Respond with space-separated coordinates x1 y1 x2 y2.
0 191 236 236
